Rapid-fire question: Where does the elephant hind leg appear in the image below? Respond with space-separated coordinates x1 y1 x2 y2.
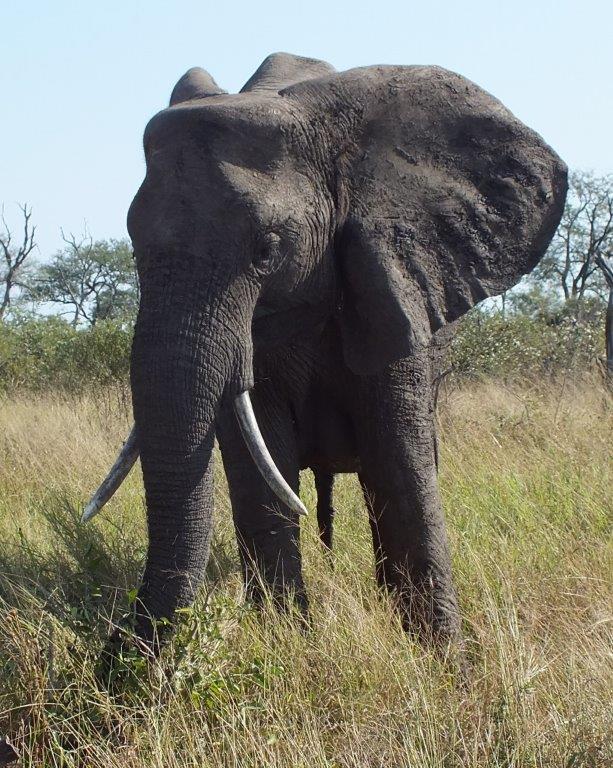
314 470 335 551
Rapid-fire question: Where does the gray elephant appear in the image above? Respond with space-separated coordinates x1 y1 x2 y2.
84 53 566 655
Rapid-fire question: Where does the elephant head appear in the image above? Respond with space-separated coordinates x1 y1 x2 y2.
85 53 566 645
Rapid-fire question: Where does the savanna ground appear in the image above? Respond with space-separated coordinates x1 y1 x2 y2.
0 377 611 767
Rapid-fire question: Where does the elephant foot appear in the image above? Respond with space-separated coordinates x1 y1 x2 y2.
247 579 310 613
0 737 19 766
392 579 468 678
244 576 311 631
94 611 171 690
95 630 148 690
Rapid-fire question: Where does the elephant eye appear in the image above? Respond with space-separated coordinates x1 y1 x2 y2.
253 232 281 273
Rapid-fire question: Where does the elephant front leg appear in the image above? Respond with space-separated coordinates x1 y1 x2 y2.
216 395 308 615
355 354 461 644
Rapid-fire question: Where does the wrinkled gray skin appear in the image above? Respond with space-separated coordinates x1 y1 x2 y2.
125 53 567 651
313 322 456 552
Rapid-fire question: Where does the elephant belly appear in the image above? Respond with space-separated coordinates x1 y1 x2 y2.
299 390 360 475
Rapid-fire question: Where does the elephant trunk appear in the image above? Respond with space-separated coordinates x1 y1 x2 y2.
129 298 242 643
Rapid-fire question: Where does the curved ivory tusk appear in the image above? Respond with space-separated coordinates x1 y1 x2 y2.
234 391 308 516
82 426 139 522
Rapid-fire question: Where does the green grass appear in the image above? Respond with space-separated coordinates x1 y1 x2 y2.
0 378 611 766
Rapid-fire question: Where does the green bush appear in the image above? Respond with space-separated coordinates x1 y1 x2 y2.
449 305 605 379
0 317 132 393
0 304 606 394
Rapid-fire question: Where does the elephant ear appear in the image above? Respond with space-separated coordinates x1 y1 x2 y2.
283 66 567 374
241 52 335 93
169 67 226 105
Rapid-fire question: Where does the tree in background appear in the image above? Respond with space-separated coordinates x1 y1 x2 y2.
0 204 37 320
31 233 139 327
506 171 612 372
595 252 613 374
532 171 612 305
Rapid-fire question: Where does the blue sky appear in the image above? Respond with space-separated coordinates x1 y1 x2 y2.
1 0 611 256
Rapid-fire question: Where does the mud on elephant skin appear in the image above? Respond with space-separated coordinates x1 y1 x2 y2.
84 52 567 655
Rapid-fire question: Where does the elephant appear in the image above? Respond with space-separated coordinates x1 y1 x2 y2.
84 53 567 655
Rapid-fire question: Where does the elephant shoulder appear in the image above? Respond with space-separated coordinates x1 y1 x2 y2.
240 52 335 94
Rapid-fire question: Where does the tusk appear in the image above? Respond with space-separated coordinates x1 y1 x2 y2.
82 425 139 522
234 391 308 516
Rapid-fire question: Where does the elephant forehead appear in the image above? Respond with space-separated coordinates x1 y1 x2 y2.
144 92 293 156
218 160 314 205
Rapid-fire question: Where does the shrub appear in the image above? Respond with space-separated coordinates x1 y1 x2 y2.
0 317 132 393
449 306 605 380
0 303 606 394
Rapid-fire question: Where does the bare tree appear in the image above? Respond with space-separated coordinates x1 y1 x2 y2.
595 252 613 374
31 230 138 326
0 204 37 320
534 172 613 303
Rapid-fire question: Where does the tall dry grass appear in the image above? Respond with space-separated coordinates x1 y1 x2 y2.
0 377 611 767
